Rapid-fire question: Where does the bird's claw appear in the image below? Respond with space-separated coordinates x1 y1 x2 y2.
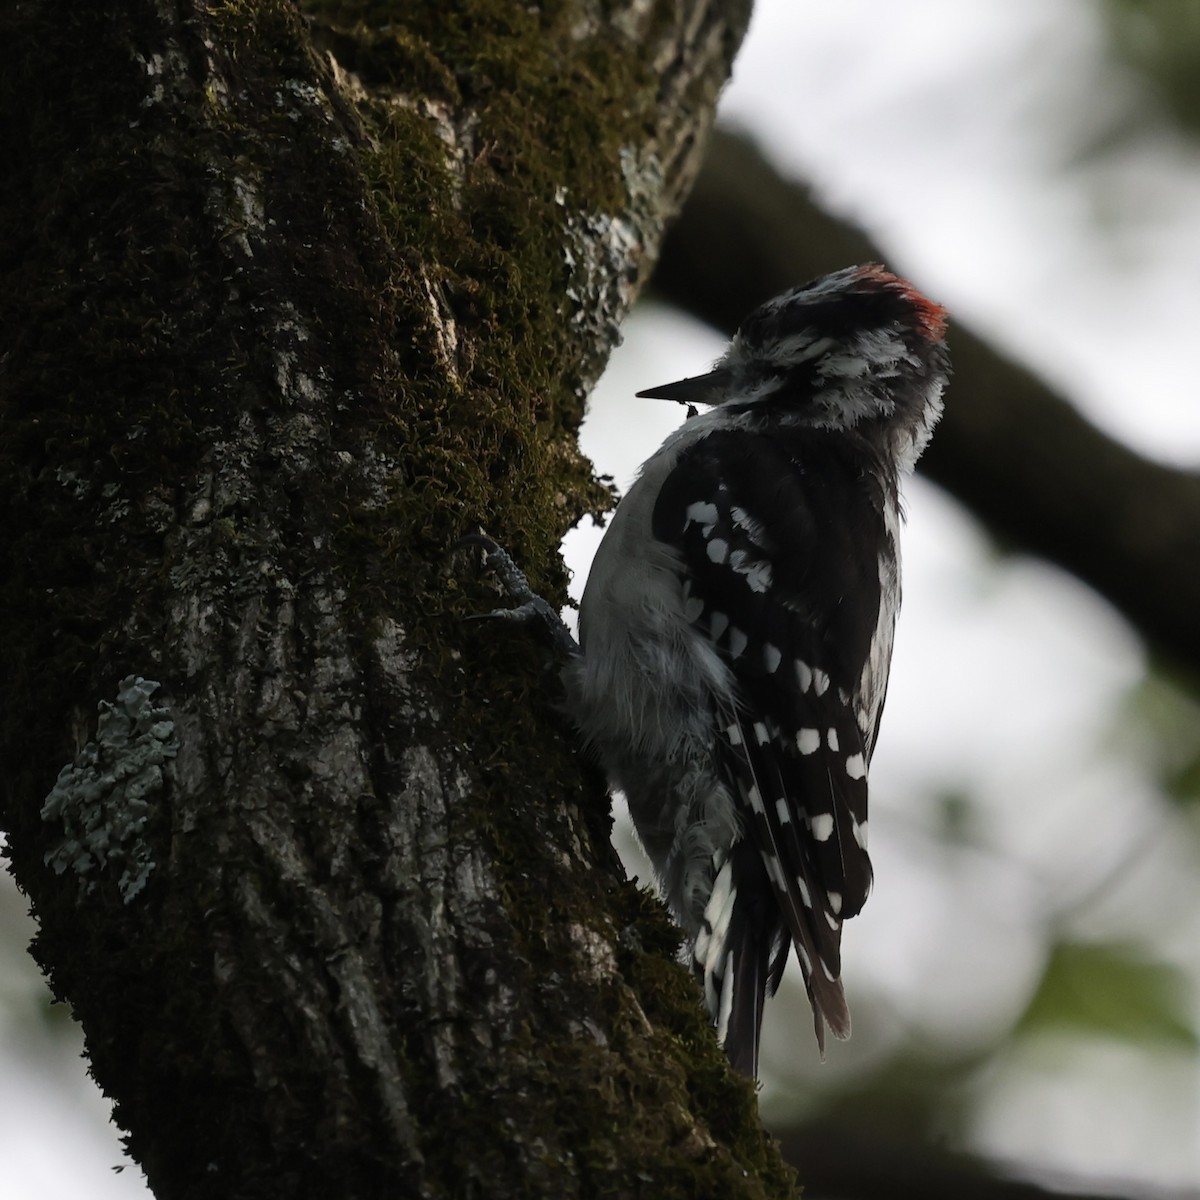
456 534 579 658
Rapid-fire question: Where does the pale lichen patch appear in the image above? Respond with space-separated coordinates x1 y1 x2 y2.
41 676 177 904
557 146 666 395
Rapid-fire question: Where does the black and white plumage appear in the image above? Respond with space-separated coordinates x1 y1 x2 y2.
565 264 950 1076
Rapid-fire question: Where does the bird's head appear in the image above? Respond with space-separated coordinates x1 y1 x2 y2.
638 264 950 469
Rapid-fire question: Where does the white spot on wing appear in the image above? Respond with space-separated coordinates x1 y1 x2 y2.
729 505 770 546
796 728 820 755
748 558 774 588
852 818 868 849
764 643 782 673
811 813 834 842
846 753 866 780
684 500 718 532
729 550 772 593
812 668 830 696
753 722 769 746
796 875 812 909
826 727 839 752
707 537 729 564
684 596 704 623
776 798 791 824
762 849 788 893
795 660 813 692
828 891 843 915
729 627 748 657
726 723 743 746
747 784 764 813
710 610 729 640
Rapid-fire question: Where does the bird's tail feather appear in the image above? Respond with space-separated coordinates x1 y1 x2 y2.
695 843 789 1077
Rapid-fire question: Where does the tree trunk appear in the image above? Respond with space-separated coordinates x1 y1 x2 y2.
0 2 796 1197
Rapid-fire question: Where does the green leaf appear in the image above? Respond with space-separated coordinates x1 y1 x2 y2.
1015 940 1198 1049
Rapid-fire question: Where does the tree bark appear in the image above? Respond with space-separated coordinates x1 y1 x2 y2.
655 128 1200 680
0 3 799 1198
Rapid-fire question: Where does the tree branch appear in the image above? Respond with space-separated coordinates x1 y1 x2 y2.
652 128 1200 678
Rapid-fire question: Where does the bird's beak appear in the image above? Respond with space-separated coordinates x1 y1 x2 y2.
636 368 731 406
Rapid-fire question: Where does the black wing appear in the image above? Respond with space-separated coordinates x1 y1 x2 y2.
653 424 894 1065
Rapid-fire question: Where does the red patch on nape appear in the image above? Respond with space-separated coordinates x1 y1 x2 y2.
854 263 948 341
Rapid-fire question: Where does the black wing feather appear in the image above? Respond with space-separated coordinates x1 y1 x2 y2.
653 425 894 1056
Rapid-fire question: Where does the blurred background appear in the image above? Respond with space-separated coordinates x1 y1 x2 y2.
3 1 1199 1195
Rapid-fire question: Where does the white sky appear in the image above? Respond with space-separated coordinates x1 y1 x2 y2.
4 1 1199 1196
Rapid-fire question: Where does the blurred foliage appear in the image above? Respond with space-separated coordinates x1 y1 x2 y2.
1014 940 1198 1049
815 1051 986 1145
1121 671 1200 808
933 788 979 845
1104 1 1200 133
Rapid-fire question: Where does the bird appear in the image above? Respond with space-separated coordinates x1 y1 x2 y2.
468 264 950 1077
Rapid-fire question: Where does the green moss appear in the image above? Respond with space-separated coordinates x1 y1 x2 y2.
284 2 639 691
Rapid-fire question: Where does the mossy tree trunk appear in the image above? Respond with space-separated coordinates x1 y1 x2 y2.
0 2 797 1197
